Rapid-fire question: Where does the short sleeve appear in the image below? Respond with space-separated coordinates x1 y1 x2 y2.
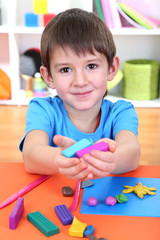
19 97 54 151
111 100 138 139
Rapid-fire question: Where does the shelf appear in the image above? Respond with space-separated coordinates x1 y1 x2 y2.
0 25 9 33
111 27 160 36
0 25 160 35
0 91 160 108
13 26 44 34
0 89 57 106
107 94 160 108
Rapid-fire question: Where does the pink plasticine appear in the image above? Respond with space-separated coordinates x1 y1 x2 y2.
87 197 97 206
76 141 109 159
106 196 117 206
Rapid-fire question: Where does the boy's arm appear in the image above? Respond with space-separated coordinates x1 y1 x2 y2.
22 130 59 175
113 130 140 174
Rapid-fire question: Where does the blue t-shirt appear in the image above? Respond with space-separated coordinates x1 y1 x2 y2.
19 96 138 151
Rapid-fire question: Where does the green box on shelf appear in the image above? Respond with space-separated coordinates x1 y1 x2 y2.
123 59 159 100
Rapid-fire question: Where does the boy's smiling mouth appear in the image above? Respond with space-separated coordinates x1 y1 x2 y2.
72 90 93 98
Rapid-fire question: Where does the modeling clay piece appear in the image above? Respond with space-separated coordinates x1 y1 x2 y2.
84 225 95 237
62 138 93 158
87 235 108 240
115 194 128 203
81 180 94 189
87 236 98 240
105 196 117 206
98 238 109 240
87 197 97 206
76 141 109 159
69 216 87 237
9 197 24 229
27 211 59 237
62 186 73 197
122 182 156 199
54 204 73 225
98 238 108 240
69 180 81 212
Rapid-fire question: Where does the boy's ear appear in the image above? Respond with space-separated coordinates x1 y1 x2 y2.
40 66 55 89
107 56 120 81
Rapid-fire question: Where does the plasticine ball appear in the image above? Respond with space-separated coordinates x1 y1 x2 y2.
106 196 117 206
87 197 97 206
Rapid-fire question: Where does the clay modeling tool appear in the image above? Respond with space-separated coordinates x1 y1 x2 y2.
69 180 81 212
0 175 50 209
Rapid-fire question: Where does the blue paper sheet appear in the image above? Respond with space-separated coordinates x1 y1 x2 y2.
80 176 160 217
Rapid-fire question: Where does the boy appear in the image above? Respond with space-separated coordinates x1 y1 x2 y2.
20 8 140 180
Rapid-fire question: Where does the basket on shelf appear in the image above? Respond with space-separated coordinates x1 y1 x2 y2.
123 59 160 100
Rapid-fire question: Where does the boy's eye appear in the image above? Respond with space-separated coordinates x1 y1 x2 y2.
60 67 71 73
87 64 97 70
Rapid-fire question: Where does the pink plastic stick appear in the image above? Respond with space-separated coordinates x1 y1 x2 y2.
69 180 81 212
0 175 50 209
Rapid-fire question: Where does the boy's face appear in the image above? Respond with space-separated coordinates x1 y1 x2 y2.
41 46 119 112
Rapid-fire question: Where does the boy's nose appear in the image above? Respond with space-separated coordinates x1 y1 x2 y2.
73 71 88 86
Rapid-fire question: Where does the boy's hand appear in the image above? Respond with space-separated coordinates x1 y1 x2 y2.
80 138 117 179
53 135 93 180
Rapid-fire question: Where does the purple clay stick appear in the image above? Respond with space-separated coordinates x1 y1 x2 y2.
76 141 109 159
9 197 24 229
54 204 73 225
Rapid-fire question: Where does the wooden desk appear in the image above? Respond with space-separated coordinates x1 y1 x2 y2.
0 163 160 240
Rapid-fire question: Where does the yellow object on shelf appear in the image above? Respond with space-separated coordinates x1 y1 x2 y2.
107 69 123 91
33 0 48 14
69 216 87 237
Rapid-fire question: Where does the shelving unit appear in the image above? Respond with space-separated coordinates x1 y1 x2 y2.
0 0 160 107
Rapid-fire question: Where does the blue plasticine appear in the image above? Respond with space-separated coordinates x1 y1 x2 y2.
84 225 95 237
27 211 59 237
54 204 73 225
62 138 93 158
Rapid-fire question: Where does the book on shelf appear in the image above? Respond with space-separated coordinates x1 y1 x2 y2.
117 5 143 29
101 0 122 29
144 15 160 28
93 0 105 22
95 0 160 30
117 2 158 29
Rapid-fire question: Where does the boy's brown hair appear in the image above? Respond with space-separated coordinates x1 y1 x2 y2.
41 8 116 77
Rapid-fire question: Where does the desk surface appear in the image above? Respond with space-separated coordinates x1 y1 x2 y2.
0 163 160 240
